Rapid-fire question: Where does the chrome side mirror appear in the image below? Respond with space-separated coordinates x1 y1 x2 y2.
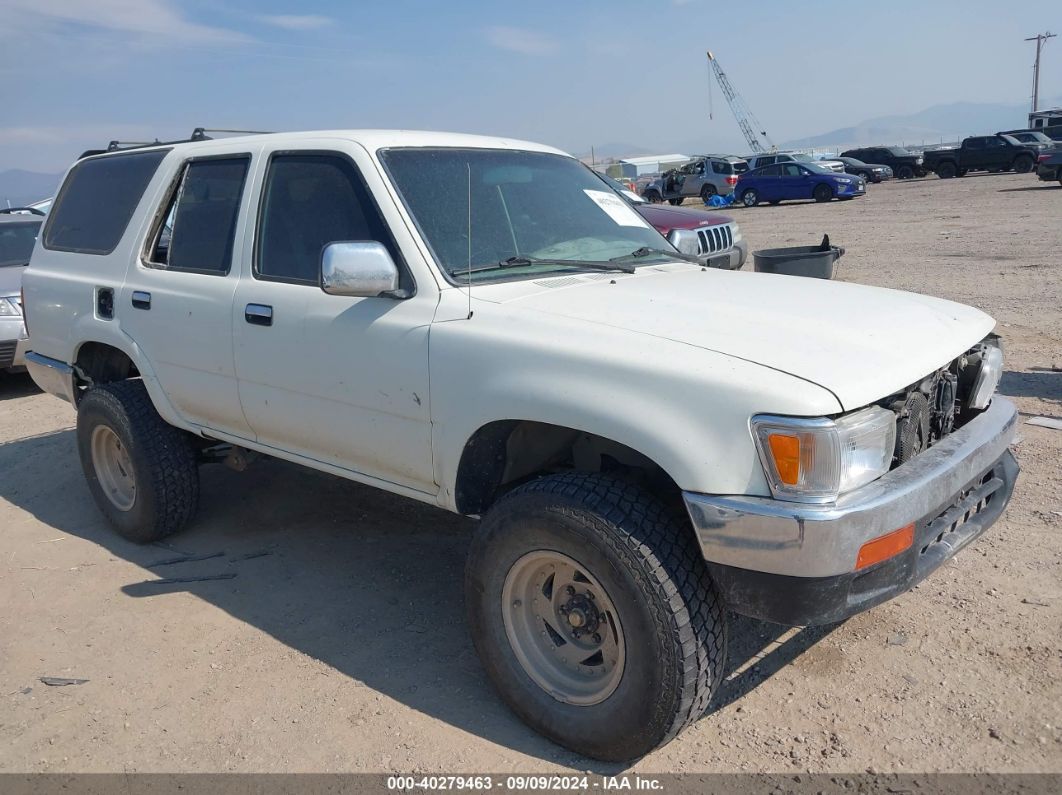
321 242 400 298
667 228 701 257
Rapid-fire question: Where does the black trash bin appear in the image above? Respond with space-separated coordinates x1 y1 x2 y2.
752 243 845 280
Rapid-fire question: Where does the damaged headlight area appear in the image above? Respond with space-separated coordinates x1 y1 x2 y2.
751 407 896 504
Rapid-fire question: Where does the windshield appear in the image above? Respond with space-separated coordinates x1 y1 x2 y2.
0 221 41 267
791 153 815 163
888 147 914 157
732 160 749 174
598 173 645 203
805 163 837 174
382 148 669 283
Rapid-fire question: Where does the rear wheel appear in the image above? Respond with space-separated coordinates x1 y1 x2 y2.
937 162 957 179
700 184 717 202
76 380 199 543
465 473 726 762
897 165 915 180
741 188 759 207
1013 155 1034 174
813 183 834 203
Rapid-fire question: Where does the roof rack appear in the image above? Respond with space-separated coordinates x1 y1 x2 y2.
79 128 273 160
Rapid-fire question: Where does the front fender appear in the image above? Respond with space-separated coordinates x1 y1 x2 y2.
429 297 841 511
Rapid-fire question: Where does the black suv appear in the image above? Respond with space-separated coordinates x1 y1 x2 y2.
840 146 925 179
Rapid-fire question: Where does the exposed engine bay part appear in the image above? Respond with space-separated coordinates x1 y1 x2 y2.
884 335 1003 468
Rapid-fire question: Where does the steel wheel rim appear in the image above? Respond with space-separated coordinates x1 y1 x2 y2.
90 425 136 511
501 550 625 706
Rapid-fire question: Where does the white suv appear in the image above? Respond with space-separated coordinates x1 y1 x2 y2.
23 129 1018 761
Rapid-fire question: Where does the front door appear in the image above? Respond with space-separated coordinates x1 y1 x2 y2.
232 148 436 494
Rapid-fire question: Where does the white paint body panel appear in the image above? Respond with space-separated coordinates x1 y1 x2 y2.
22 129 996 515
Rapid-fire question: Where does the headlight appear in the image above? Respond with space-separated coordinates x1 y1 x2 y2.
836 177 852 184
730 223 743 243
968 343 1003 410
0 296 22 317
752 406 896 503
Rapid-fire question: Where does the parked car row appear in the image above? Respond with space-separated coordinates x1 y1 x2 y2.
0 209 40 373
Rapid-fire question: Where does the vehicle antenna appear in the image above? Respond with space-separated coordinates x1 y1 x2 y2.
466 162 473 320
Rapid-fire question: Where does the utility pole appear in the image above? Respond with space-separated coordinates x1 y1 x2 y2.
1025 31 1056 112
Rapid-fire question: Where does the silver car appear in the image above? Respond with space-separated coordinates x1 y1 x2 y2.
0 211 42 372
746 152 846 173
641 154 749 204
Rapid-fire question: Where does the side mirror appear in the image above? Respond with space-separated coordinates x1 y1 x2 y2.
667 229 700 256
321 241 400 298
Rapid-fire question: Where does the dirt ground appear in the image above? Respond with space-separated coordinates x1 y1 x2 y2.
1 171 1060 776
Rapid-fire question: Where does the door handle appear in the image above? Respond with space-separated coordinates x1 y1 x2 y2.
245 304 273 326
132 290 151 310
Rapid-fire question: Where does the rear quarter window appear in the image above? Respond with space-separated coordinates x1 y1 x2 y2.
44 149 169 255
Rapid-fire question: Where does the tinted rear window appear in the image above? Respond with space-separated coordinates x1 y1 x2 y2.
44 149 168 255
0 221 42 267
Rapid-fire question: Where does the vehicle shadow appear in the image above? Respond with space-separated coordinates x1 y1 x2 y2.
999 369 1062 404
997 184 1061 193
0 426 834 769
0 371 40 401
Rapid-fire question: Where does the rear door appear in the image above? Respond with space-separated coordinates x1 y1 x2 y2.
119 151 256 439
231 143 436 493
780 163 807 199
754 164 782 200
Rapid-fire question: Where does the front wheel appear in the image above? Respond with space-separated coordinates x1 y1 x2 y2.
813 183 834 202
741 188 759 207
937 162 957 179
643 190 662 204
897 165 915 180
465 473 726 762
76 380 199 543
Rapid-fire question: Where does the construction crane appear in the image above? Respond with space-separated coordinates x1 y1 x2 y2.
706 50 776 154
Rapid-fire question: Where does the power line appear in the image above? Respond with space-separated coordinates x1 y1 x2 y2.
1024 31 1056 113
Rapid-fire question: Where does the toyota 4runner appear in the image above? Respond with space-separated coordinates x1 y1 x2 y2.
23 129 1018 762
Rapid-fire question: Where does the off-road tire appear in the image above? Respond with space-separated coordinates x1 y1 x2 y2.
465 472 727 762
76 380 199 543
1013 155 1034 174
937 162 957 179
813 183 834 202
897 165 915 180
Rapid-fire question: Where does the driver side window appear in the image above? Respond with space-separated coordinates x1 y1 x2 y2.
255 153 398 285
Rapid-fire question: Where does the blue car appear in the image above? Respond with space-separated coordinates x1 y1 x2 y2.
735 162 866 207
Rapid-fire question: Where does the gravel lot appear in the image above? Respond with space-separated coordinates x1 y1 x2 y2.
1 171 1059 775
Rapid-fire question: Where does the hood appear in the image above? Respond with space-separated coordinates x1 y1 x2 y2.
635 203 732 231
0 265 27 298
477 267 994 412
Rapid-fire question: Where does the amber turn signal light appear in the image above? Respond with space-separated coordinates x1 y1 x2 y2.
856 524 915 570
767 433 801 485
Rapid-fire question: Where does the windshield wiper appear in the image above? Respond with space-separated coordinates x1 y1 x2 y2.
610 247 702 264
449 255 636 277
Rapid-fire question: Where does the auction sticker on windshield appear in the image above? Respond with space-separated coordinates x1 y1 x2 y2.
583 189 650 228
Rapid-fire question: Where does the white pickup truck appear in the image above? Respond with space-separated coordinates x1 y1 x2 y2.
23 129 1018 762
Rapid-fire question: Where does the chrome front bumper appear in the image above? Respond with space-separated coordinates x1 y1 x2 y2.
684 397 1019 579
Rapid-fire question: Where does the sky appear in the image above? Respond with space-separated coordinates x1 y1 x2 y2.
1 0 1060 173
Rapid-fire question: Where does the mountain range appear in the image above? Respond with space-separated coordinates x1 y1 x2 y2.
0 169 60 208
